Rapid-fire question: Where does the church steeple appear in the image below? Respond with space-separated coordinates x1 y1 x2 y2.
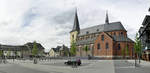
71 9 80 32
105 11 109 24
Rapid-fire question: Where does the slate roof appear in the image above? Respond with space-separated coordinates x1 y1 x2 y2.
51 45 69 52
0 42 45 51
52 48 60 52
76 33 134 45
25 42 45 50
71 10 80 32
142 15 150 26
0 45 28 51
78 22 126 36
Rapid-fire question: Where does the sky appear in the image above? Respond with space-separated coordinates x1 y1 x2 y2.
0 0 150 52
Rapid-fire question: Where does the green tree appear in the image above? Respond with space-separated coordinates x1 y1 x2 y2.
70 41 77 56
7 49 11 57
32 41 38 56
134 33 142 65
84 45 89 56
0 50 3 57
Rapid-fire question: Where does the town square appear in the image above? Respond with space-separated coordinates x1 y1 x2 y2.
0 0 150 73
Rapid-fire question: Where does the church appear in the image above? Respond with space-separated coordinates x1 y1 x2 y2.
70 11 134 59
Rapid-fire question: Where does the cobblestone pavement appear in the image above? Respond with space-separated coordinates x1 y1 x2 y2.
0 59 150 73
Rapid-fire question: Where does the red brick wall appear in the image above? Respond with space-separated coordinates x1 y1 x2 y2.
94 32 113 57
94 32 134 58
113 42 134 58
107 30 127 37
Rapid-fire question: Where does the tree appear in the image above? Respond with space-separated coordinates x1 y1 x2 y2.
70 41 77 56
134 33 142 65
84 45 89 56
32 41 38 57
7 49 11 57
0 50 3 57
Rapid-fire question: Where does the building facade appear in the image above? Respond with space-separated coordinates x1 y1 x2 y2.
70 11 134 59
0 42 45 58
49 45 70 57
139 9 150 61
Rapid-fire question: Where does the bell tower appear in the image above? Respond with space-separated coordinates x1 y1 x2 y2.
70 9 80 44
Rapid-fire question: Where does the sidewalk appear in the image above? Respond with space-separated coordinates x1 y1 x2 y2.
127 60 150 67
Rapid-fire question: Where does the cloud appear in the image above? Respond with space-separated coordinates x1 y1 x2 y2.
0 0 150 52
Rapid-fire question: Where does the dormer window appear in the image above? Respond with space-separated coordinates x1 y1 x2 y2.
97 29 99 32
86 31 89 34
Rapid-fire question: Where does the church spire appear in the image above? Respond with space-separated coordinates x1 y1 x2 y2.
71 9 80 32
105 11 109 24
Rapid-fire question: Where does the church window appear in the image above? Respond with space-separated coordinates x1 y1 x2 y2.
121 32 123 36
97 43 101 50
118 44 121 50
101 35 104 41
106 42 109 49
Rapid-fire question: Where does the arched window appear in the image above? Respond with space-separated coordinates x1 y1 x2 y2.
114 32 116 36
72 35 74 39
101 35 104 41
97 43 100 50
106 42 109 49
118 44 121 50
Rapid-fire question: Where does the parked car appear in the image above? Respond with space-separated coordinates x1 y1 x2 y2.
64 58 81 66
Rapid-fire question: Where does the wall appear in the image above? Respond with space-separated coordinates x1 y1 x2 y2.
94 32 113 57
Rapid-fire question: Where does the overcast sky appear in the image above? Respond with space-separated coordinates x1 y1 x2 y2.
0 0 150 52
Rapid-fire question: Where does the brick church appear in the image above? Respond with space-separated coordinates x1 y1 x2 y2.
70 11 134 59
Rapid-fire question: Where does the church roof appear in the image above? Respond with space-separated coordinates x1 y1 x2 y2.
142 15 150 26
78 22 126 36
71 10 80 32
76 35 133 45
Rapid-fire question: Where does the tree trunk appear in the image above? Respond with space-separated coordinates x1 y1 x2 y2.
135 53 137 67
139 53 141 64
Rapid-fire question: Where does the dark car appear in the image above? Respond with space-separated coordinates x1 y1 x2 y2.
64 58 81 66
